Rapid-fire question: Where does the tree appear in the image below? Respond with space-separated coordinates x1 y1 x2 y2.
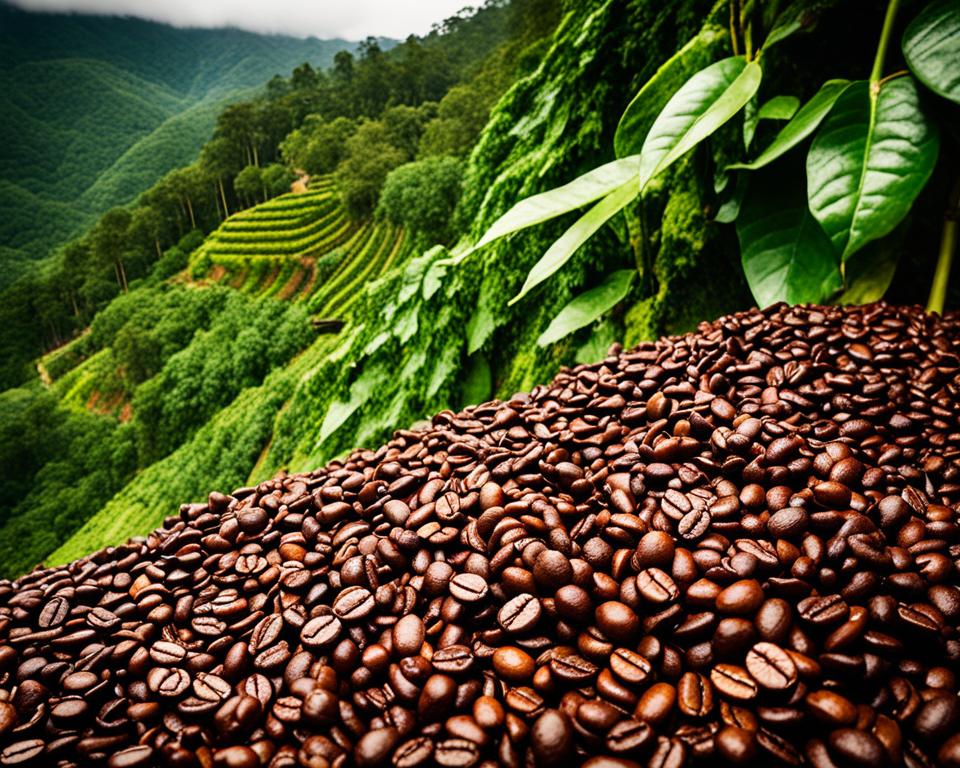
261 164 295 199
234 165 264 206
334 120 406 218
377 157 464 243
92 208 133 292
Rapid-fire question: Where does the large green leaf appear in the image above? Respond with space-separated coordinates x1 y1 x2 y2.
729 80 849 171
903 0 960 105
472 156 641 251
510 181 637 304
807 77 939 260
738 167 841 307
537 270 636 347
614 25 727 158
638 57 762 190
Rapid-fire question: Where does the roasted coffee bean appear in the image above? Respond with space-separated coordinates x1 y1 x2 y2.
1 304 959 766
710 664 758 702
300 614 342 649
744 642 796 691
449 573 488 603
498 593 541 634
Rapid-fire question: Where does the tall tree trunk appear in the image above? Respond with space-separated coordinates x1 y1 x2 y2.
252 143 260 168
219 178 231 218
184 195 196 229
155 238 163 260
115 258 128 293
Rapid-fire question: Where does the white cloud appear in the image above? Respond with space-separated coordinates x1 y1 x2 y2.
7 0 475 39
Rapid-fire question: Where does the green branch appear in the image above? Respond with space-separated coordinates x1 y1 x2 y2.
928 178 960 315
871 0 901 86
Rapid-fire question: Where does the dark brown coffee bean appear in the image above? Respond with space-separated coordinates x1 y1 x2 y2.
677 671 713 717
606 717 653 753
595 601 640 642
1 740 45 765
392 614 425 656
716 580 764 616
107 745 155 768
828 728 885 768
432 645 474 675
393 736 433 768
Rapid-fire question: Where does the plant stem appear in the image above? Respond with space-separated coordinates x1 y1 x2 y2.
927 178 960 315
729 0 741 56
870 0 901 86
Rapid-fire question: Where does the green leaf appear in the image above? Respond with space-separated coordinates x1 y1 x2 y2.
903 0 960 105
510 180 638 304
537 270 636 347
614 25 727 158
728 79 849 170
836 238 899 304
472 156 641 251
744 95 801 150
807 77 939 260
738 166 841 307
638 57 763 190
758 95 801 121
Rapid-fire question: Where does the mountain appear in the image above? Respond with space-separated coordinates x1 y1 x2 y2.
0 2 365 266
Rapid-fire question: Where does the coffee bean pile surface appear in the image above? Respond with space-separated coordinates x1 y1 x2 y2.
2 303 960 768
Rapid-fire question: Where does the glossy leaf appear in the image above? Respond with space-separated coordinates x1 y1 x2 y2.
758 95 801 121
807 77 939 260
614 25 727 158
638 57 762 190
737 165 840 307
473 156 641 251
903 0 960 104
728 79 849 170
537 270 636 347
744 95 801 149
510 180 637 304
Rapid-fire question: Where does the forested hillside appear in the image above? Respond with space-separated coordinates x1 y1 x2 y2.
4 0 955 579
0 1 359 268
0 0 559 576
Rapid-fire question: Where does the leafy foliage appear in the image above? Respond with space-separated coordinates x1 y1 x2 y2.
377 157 465 243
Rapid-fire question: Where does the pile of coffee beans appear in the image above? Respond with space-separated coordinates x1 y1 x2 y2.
2 302 960 768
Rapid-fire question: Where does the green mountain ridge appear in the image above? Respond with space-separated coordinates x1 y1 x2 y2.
0 1 366 265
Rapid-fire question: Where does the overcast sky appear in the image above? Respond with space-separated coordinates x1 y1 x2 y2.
8 0 474 39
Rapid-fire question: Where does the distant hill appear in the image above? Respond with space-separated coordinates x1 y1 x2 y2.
0 2 367 265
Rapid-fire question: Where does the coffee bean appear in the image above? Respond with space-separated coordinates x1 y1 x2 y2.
637 568 679 604
716 580 764 616
498 593 541 634
610 648 652 685
431 645 473 675
677 671 713 717
595 601 640 642
300 614 341 648
1 303 959 767
392 614 425 656
710 664 758 701
492 646 534 683
333 585 375 620
744 642 796 690
449 573 488 603
531 709 573 763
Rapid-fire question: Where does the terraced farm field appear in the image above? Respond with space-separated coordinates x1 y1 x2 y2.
197 176 411 315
